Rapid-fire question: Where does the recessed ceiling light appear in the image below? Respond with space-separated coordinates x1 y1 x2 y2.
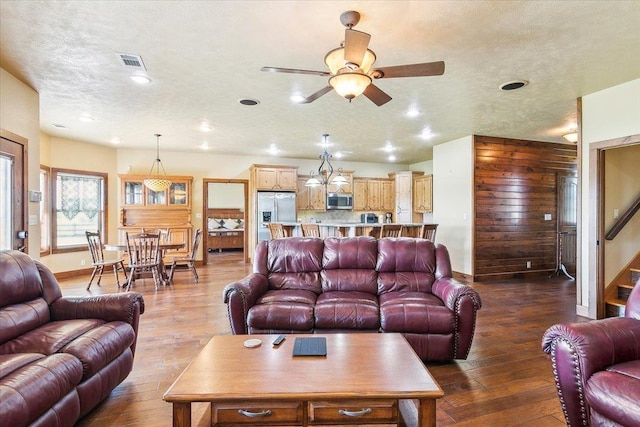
499 80 528 91
406 108 420 117
334 152 343 159
200 142 210 150
388 155 397 162
268 144 279 155
199 123 212 132
290 94 305 103
239 98 260 106
130 74 151 84
384 142 394 153
111 137 121 144
80 115 94 122
419 127 434 140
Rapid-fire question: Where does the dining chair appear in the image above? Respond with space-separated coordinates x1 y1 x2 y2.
169 228 203 283
301 223 321 237
420 224 438 241
380 224 403 238
267 223 286 239
85 231 128 290
125 231 162 291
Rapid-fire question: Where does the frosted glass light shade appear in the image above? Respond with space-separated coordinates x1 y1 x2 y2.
324 48 377 74
329 72 372 100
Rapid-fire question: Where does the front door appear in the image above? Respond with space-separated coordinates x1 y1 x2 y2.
0 133 27 251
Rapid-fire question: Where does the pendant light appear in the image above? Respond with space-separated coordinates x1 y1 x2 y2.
143 134 172 192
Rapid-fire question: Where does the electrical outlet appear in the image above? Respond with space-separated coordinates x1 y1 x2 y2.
544 214 552 221
80 259 86 266
526 261 532 269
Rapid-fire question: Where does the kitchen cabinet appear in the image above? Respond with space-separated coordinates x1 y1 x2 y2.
296 176 326 211
250 165 298 191
413 174 433 213
390 171 422 223
353 178 394 211
326 170 354 194
118 174 193 259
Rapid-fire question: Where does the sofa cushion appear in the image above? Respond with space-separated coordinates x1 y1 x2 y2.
585 360 640 426
379 292 454 334
266 238 324 294
314 291 380 330
376 238 436 294
61 321 136 380
0 353 83 427
248 303 314 332
0 299 50 345
0 319 104 355
256 289 318 306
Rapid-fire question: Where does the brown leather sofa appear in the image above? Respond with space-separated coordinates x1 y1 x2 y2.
224 236 482 361
0 250 145 427
542 281 640 427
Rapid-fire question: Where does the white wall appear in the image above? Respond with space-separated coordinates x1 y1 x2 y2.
433 136 473 275
0 68 41 258
581 78 640 318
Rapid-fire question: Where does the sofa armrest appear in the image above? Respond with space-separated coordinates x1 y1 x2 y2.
50 292 145 328
432 278 482 358
541 318 640 427
223 273 269 335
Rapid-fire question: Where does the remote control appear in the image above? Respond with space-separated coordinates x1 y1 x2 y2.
272 334 286 346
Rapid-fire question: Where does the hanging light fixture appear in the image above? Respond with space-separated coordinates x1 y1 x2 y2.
324 45 376 101
305 134 344 187
143 134 172 192
562 131 578 143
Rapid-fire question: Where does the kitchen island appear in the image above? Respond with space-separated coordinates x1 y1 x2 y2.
272 222 427 238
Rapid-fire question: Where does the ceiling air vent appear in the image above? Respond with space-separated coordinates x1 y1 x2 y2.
117 53 147 71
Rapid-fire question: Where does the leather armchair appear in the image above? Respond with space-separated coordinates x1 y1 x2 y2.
542 281 640 427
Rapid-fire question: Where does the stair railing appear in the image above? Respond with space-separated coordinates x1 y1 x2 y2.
605 192 640 241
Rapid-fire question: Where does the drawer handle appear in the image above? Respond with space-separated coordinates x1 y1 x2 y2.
338 408 372 417
238 409 272 418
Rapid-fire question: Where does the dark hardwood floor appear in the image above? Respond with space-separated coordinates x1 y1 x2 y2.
55 250 583 426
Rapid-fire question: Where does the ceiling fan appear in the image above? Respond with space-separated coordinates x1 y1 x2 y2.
261 10 445 106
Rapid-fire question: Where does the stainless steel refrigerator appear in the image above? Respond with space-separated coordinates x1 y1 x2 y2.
257 191 297 243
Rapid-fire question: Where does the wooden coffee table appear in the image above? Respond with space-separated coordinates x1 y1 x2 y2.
163 333 443 426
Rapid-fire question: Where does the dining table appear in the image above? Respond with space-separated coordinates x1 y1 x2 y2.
104 242 185 285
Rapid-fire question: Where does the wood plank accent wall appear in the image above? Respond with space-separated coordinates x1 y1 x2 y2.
474 135 577 281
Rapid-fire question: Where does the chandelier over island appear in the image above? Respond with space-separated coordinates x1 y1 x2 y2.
143 134 172 192
305 134 347 188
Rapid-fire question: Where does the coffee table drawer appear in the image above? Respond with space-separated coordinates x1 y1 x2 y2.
212 401 303 425
309 399 398 424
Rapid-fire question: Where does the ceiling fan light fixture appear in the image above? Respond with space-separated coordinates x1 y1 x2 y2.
324 48 377 74
329 72 372 100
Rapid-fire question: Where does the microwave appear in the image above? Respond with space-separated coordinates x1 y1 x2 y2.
326 193 353 210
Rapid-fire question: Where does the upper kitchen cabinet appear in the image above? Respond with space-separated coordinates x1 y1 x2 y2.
120 174 191 207
250 165 298 191
413 174 433 213
354 178 394 211
297 175 326 211
326 170 354 194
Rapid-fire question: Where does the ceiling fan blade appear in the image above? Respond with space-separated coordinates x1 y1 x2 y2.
299 86 334 104
261 66 330 77
344 29 371 67
371 61 445 79
363 84 392 106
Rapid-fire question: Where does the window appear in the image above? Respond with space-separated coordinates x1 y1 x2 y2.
52 168 107 253
40 166 51 254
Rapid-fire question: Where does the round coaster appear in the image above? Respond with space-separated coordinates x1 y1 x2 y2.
243 338 262 348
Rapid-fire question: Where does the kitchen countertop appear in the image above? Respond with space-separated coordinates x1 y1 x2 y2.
271 222 428 237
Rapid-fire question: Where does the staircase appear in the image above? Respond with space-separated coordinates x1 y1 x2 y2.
605 252 640 317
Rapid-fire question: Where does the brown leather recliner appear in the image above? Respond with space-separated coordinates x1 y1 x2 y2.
542 281 640 427
224 236 482 362
0 250 145 427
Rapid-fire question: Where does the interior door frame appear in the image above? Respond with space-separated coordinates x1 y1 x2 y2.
0 129 28 252
589 133 640 318
202 178 249 264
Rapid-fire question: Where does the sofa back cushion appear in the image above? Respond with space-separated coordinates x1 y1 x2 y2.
376 238 437 294
264 238 324 294
0 251 52 346
321 237 378 293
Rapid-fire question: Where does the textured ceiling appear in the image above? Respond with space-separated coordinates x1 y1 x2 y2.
1 1 639 164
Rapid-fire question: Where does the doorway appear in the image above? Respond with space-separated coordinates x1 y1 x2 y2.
0 130 28 252
202 179 249 264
